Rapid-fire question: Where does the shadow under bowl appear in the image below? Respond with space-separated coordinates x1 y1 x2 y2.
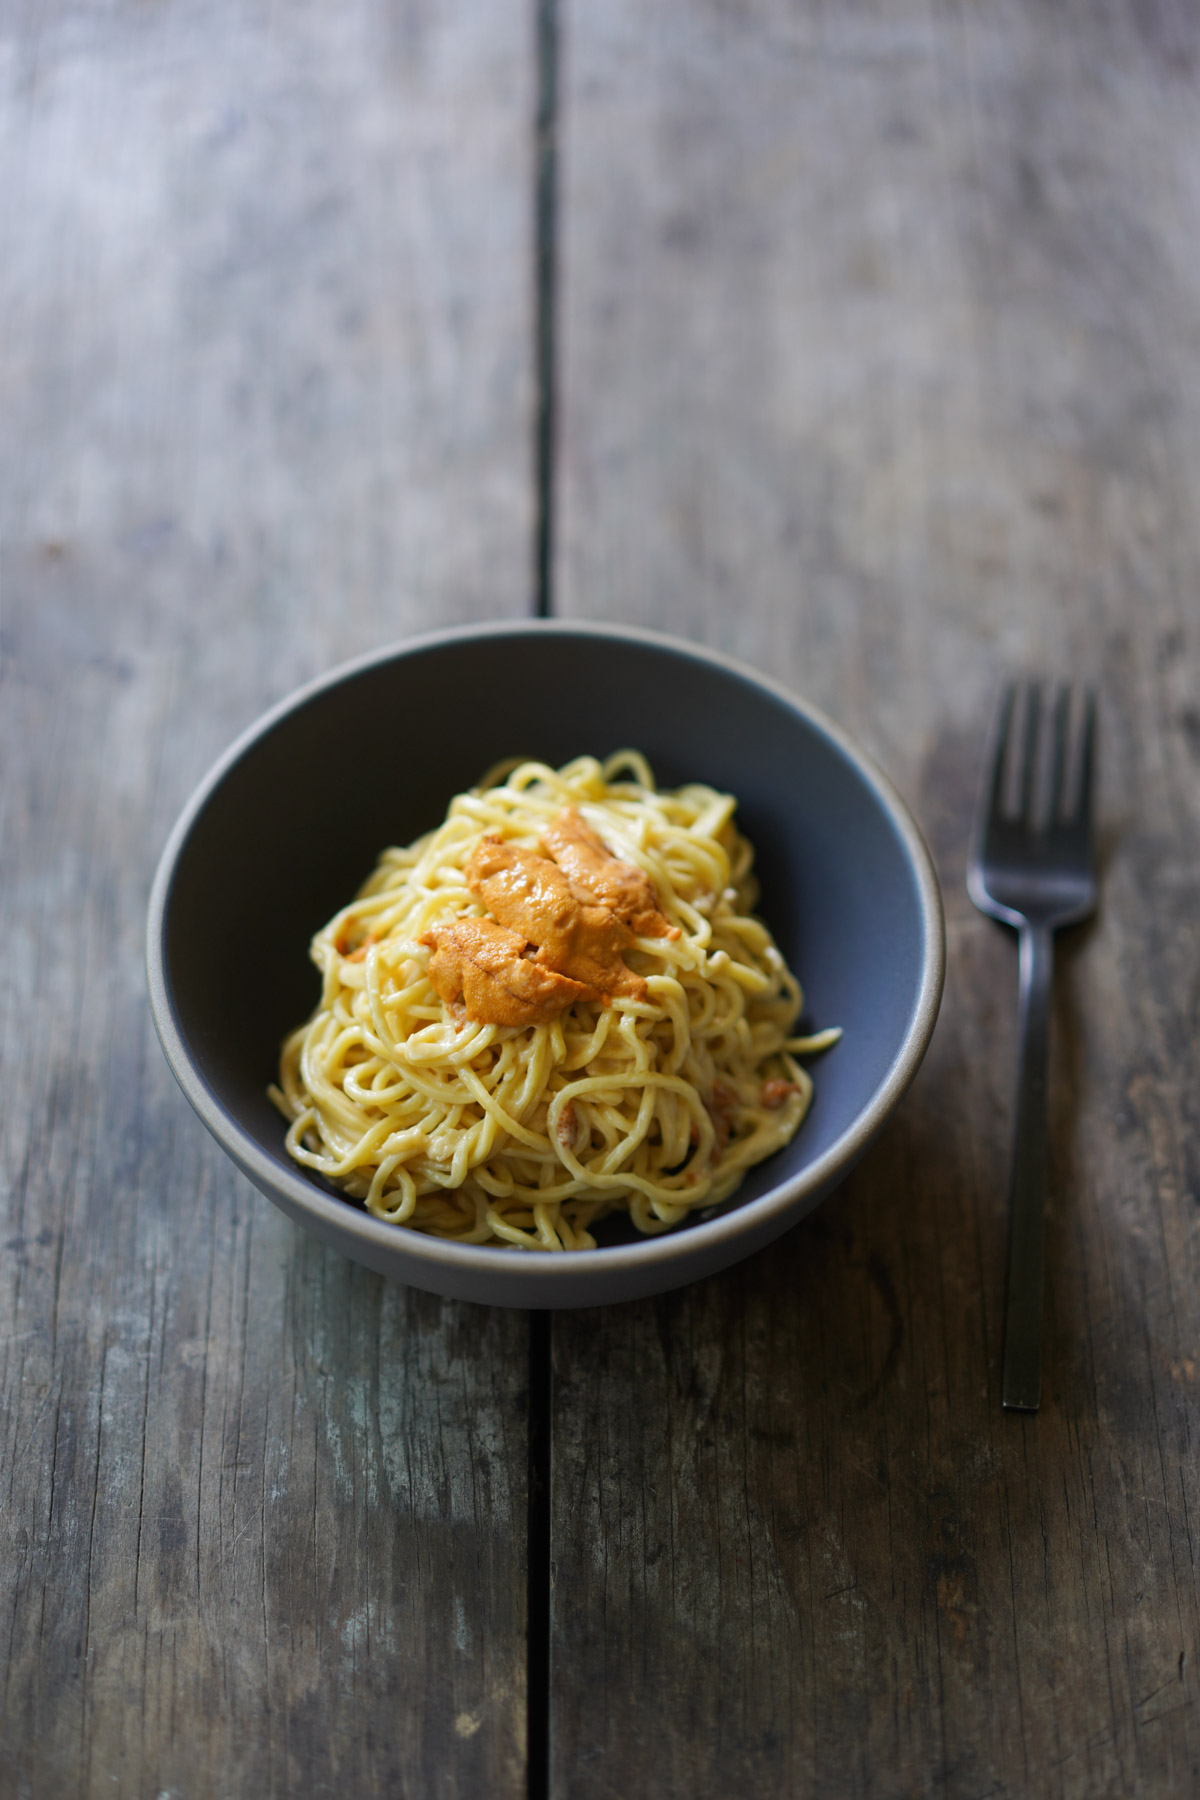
147 621 944 1307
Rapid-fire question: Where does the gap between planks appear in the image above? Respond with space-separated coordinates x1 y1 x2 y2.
528 3 559 1796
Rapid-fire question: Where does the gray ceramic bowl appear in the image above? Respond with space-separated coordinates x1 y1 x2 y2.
147 621 943 1307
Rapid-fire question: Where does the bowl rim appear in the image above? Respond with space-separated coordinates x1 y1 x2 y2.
146 617 945 1289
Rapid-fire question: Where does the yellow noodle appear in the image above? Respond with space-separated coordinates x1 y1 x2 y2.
270 753 838 1251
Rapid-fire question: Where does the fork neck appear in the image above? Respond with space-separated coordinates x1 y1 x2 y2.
1017 922 1054 1098
1002 918 1056 1409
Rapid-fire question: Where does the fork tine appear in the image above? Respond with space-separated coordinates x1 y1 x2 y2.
1073 687 1097 826
1017 680 1040 822
1048 683 1070 826
986 682 1017 825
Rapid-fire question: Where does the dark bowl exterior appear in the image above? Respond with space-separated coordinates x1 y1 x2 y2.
147 621 944 1307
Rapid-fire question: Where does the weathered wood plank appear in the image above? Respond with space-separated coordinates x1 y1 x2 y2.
0 2 535 1794
552 1 1200 1793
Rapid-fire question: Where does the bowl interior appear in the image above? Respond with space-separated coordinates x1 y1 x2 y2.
162 630 931 1239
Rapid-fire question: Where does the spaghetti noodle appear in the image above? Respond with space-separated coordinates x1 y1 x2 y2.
270 753 838 1251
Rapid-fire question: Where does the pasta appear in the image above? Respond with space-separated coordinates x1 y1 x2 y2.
270 753 838 1252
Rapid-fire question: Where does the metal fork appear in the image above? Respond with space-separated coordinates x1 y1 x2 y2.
968 682 1098 1412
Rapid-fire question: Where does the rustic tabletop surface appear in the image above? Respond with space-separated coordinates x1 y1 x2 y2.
4 3 1200 1796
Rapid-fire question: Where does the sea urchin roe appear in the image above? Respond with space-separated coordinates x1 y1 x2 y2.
343 934 379 964
421 917 592 1027
466 835 648 1003
539 807 680 939
554 1099 586 1155
707 1078 739 1158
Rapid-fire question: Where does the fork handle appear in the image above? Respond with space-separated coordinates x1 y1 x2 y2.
1002 921 1054 1411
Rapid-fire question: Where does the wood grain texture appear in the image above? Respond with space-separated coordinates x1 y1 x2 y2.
552 1 1200 1793
0 2 535 1794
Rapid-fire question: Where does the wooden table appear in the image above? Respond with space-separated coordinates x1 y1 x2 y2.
4 3 1199 1794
